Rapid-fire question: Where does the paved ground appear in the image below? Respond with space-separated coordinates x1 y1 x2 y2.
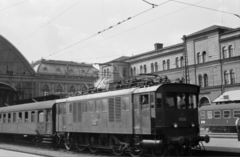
0 148 43 157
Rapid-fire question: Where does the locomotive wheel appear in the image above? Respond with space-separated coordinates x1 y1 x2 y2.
64 133 73 150
74 134 86 152
88 135 99 153
110 136 124 156
129 136 143 157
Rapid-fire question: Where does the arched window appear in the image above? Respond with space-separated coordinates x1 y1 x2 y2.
140 65 143 74
222 46 227 59
224 71 229 84
151 63 154 73
167 59 170 70
144 65 147 73
130 68 133 77
197 52 201 64
122 67 126 78
180 56 184 67
230 69 235 84
202 51 206 63
203 74 208 87
42 84 50 96
162 60 166 70
69 85 75 96
175 57 179 68
198 75 202 87
155 62 158 72
133 67 136 76
229 45 233 58
55 84 64 95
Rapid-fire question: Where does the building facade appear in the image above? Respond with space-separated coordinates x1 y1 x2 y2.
99 25 240 106
32 59 98 97
0 35 98 107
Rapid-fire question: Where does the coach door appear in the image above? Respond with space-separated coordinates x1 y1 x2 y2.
46 109 52 134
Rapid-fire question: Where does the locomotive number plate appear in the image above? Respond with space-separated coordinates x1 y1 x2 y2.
179 117 186 121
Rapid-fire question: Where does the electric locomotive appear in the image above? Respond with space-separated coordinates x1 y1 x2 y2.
54 77 210 156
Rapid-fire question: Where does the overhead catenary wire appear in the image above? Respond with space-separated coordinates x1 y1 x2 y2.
0 0 28 12
16 0 83 45
44 0 173 59
51 0 207 61
171 0 240 18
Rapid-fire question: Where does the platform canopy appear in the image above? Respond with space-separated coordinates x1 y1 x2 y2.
213 90 240 102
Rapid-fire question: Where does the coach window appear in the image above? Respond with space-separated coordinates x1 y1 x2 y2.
102 99 108 112
213 111 221 119
200 111 205 119
8 113 11 123
31 111 35 122
0 114 2 123
38 111 44 122
223 110 231 119
122 96 130 111
19 112 22 122
156 93 162 108
13 113 16 123
25 112 29 123
233 110 240 118
207 111 212 119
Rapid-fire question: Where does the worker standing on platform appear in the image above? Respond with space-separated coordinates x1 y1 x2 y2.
235 117 240 141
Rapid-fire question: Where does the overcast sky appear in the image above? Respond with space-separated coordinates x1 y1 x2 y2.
1 0 240 66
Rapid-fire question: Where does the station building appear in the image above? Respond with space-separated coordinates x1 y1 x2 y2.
0 35 98 107
99 25 240 106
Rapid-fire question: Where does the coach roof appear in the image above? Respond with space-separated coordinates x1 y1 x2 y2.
0 100 56 113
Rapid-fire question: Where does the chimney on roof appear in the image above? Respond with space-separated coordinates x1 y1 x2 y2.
154 43 163 50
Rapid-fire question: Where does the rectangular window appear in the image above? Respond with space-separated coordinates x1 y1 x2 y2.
223 110 231 119
25 112 28 123
8 113 11 123
122 96 130 111
31 111 35 122
96 100 102 112
233 110 240 118
13 113 16 123
88 101 95 113
0 114 2 123
82 101 88 112
38 111 44 122
213 111 221 119
19 112 22 122
200 111 205 119
3 114 6 123
102 99 108 112
207 111 212 119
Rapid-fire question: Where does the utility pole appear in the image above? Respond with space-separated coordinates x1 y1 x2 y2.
182 35 190 84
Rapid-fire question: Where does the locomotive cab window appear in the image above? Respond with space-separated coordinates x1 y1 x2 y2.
165 92 198 109
141 94 149 105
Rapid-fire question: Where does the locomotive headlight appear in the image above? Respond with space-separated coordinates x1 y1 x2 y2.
191 123 195 127
173 123 178 128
